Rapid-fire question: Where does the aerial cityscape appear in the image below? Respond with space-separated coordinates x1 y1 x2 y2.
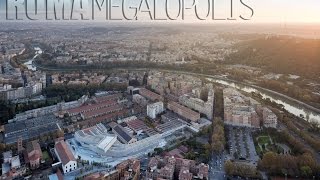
0 1 320 180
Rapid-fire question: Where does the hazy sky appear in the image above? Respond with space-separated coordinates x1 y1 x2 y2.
0 0 319 23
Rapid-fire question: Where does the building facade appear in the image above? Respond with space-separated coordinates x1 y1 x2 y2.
179 85 214 119
147 101 164 119
24 140 42 169
167 101 200 122
54 140 77 173
262 108 278 128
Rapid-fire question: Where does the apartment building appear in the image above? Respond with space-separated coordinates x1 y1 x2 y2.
167 101 200 122
147 101 164 119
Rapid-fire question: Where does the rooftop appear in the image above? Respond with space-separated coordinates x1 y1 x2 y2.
114 125 132 143
55 140 76 165
75 123 117 152
67 100 117 115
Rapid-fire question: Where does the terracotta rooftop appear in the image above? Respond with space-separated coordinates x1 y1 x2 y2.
67 100 117 115
139 88 162 101
55 140 76 165
168 101 200 117
81 104 122 119
95 93 122 103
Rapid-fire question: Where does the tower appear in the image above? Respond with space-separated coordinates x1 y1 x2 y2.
17 137 24 153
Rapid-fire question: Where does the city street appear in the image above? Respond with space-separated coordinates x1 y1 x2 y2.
209 152 228 180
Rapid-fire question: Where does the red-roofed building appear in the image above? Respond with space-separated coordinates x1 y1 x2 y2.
117 159 140 180
24 140 42 170
179 167 193 180
139 88 163 101
95 93 122 103
167 101 200 122
159 165 175 180
126 119 147 132
84 159 140 180
81 104 122 119
146 156 208 180
67 100 117 116
54 140 77 173
197 163 209 179
165 149 184 159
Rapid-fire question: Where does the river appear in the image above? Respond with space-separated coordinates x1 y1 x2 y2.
31 58 320 124
209 78 320 124
23 47 43 71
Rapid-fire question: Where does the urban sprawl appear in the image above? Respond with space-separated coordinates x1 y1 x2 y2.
0 24 319 180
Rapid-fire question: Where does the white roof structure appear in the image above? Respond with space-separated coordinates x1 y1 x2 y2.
11 156 21 169
75 123 117 153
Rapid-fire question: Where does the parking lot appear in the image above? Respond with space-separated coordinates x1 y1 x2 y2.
226 126 259 164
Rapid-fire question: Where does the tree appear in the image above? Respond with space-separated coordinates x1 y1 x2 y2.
154 148 163 155
225 161 260 178
56 130 64 138
300 166 312 177
185 152 196 160
224 160 234 175
309 121 320 132
211 118 225 154
0 143 6 151
299 153 317 170
212 140 224 153
259 152 278 171
204 144 211 154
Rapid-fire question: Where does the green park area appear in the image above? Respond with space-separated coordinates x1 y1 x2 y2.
257 136 271 145
254 132 291 157
42 151 51 162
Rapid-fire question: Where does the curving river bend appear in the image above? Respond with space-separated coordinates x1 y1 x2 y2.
208 78 320 123
29 48 320 124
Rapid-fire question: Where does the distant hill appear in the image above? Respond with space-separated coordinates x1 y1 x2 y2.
226 36 320 79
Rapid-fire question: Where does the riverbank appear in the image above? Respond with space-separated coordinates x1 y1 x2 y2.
32 62 320 122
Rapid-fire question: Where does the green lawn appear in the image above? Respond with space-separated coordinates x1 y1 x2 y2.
257 136 271 145
255 145 262 155
42 151 50 161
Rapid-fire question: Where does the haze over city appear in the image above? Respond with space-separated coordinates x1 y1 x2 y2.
0 0 319 180
0 0 319 23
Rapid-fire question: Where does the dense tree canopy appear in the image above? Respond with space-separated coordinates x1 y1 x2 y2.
226 36 320 80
